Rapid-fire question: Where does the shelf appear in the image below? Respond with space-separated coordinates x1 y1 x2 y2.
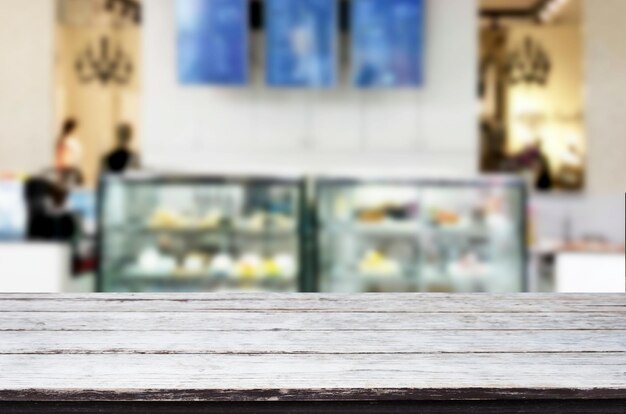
117 264 293 280
423 225 491 239
320 223 502 243
104 224 298 238
106 273 298 293
321 221 421 236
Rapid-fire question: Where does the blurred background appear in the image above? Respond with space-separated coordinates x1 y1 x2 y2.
0 0 623 293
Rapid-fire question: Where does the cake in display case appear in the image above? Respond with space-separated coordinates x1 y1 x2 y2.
98 174 305 292
315 177 527 293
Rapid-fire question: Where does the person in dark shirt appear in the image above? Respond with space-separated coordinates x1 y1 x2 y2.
25 177 78 242
101 124 139 174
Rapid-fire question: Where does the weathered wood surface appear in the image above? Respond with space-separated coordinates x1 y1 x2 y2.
0 294 624 402
3 401 626 414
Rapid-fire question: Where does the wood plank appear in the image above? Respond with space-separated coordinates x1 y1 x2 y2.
0 353 626 399
0 330 624 355
1 311 624 332
0 294 623 313
2 400 626 414
0 294 624 402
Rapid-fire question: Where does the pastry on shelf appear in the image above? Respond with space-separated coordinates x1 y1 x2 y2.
356 208 386 223
235 253 263 281
181 252 208 274
268 213 296 231
386 204 414 221
148 208 190 229
239 211 295 233
137 247 161 272
242 212 267 232
358 250 401 276
260 253 297 279
448 253 490 278
209 253 235 278
274 253 297 279
356 203 417 224
429 208 461 227
136 247 177 274
197 210 224 229
261 258 282 278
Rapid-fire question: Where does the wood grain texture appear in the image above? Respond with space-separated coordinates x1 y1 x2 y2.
0 294 624 402
0 293 624 313
3 400 626 414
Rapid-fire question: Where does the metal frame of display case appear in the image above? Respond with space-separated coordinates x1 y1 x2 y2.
97 173 310 293
312 175 529 293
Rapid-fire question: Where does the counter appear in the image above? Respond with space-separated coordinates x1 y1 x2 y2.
0 293 624 413
0 244 70 292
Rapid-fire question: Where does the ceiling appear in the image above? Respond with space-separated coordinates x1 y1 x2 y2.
57 0 141 27
480 0 539 10
480 0 582 25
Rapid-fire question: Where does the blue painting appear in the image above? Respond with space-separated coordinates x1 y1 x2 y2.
266 0 337 87
352 0 425 88
176 0 248 85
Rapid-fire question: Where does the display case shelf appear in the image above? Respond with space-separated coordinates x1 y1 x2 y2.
321 221 422 237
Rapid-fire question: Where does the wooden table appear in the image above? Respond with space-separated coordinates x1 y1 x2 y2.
0 294 624 413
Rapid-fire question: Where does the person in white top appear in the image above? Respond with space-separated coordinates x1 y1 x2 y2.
54 119 84 186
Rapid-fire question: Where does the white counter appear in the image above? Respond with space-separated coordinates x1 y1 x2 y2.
556 253 625 293
0 243 72 292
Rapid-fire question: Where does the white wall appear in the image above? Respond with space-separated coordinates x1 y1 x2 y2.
0 1 54 173
532 194 625 244
143 0 478 175
584 0 626 194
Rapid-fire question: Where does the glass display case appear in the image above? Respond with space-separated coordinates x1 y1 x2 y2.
316 177 527 293
98 174 306 292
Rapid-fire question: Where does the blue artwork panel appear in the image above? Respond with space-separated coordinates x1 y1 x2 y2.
176 0 248 85
266 0 337 87
352 0 425 88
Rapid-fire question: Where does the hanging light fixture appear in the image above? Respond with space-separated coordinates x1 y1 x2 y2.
75 36 134 85
103 0 141 24
507 37 551 87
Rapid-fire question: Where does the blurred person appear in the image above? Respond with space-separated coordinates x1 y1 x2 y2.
535 140 553 191
509 139 552 191
55 118 84 186
25 176 78 242
24 176 52 240
101 123 140 174
557 138 584 190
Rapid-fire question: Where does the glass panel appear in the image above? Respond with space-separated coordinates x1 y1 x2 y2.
317 179 525 293
318 182 421 292
100 177 301 293
419 183 525 293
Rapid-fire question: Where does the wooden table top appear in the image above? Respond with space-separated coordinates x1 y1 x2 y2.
0 293 624 402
